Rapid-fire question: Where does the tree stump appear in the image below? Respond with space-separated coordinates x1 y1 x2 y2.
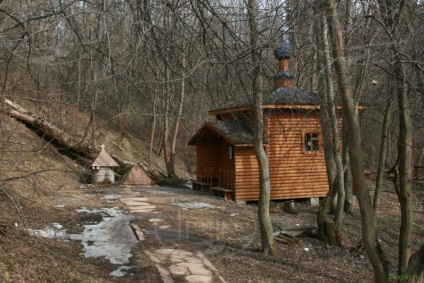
325 219 337 246
283 201 298 214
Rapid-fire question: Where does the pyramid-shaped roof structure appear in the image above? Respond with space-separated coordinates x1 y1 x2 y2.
91 145 119 167
121 164 154 186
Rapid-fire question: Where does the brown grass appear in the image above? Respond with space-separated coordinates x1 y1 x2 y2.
1 111 423 283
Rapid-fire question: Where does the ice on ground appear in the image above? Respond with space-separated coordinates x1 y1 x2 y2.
69 207 136 264
172 201 220 210
28 223 67 239
102 194 120 200
28 207 138 275
75 207 122 217
110 266 135 277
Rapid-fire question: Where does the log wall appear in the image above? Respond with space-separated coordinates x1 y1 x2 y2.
268 110 328 199
196 143 220 179
233 109 329 201
234 147 260 200
219 142 235 171
196 140 235 180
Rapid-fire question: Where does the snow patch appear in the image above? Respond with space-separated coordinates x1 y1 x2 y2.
28 223 67 239
172 201 220 210
27 207 137 277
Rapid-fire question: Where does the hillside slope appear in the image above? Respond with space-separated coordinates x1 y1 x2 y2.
0 107 191 281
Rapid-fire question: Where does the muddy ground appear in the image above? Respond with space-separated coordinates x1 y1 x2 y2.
0 180 423 283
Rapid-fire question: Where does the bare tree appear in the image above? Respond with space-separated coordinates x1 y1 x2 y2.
314 4 344 245
322 0 389 281
248 0 277 255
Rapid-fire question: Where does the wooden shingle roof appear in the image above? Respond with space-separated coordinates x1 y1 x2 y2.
263 87 320 105
188 120 253 146
209 87 321 114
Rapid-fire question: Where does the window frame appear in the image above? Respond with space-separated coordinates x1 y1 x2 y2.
302 131 321 153
229 145 234 160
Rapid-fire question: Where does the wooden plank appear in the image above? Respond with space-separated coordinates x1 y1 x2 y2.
211 187 234 193
230 110 334 201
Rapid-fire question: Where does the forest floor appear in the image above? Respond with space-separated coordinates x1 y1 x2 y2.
1 178 423 283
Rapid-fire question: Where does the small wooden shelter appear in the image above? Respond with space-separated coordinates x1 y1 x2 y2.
188 42 330 201
91 145 120 183
121 164 155 186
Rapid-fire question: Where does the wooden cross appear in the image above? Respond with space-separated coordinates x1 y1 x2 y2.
101 144 105 151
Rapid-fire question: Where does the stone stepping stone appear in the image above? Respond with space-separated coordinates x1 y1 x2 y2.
120 195 142 199
129 207 156 213
154 248 175 255
121 192 140 196
148 218 165 223
171 250 193 257
156 264 174 283
169 264 189 275
125 202 152 207
185 275 213 283
124 203 152 208
130 223 145 241
144 251 161 264
128 205 156 209
144 248 225 283
120 198 148 203
185 263 212 276
159 225 171 229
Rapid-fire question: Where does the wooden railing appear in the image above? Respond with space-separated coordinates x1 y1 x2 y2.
211 168 235 200
217 168 235 190
192 166 215 191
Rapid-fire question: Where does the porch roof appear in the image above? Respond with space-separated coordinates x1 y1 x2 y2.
188 120 253 146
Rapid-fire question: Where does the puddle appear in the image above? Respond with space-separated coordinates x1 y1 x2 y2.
27 204 138 277
69 208 137 265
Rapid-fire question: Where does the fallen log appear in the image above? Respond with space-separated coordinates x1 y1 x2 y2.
281 225 317 232
2 98 93 159
277 225 318 238
274 234 298 245
2 98 164 181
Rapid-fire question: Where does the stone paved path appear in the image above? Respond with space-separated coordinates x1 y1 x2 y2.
120 187 226 283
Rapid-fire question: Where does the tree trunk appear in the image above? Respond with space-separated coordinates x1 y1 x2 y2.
168 44 186 179
315 8 343 245
323 16 345 231
343 131 353 214
315 9 334 244
163 66 172 177
405 244 424 281
248 0 276 255
324 1 389 281
373 95 394 211
396 65 413 275
149 108 156 165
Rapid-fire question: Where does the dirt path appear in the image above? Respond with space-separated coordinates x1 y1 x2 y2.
120 187 226 283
